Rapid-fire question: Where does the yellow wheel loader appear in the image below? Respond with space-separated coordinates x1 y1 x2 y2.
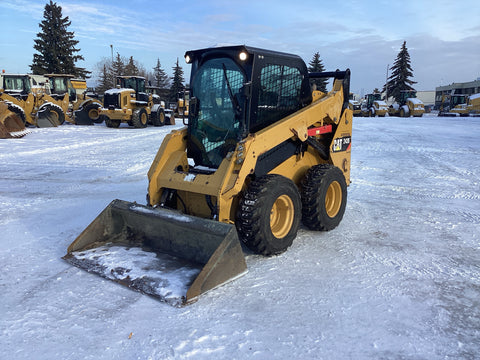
0 73 68 127
0 101 28 138
45 74 103 125
64 46 353 306
100 76 170 128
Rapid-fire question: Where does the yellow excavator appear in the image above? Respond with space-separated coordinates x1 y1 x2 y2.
64 45 353 306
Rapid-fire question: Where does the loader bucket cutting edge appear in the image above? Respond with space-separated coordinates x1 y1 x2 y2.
63 199 248 306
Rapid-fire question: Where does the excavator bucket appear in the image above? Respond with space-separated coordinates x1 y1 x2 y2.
0 102 28 139
64 199 248 306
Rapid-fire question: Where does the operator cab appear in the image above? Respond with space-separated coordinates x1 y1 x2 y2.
116 76 149 103
45 74 77 102
184 45 312 168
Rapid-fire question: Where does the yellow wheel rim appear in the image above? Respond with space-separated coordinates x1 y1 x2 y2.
270 195 294 238
141 112 147 125
159 113 165 123
88 108 99 120
325 181 342 218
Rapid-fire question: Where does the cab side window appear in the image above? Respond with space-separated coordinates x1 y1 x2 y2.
255 64 303 131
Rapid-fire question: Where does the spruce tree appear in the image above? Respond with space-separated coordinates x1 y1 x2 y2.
111 53 125 81
124 56 139 76
383 41 417 103
153 59 169 89
97 64 114 94
31 0 89 77
169 58 185 102
308 52 328 92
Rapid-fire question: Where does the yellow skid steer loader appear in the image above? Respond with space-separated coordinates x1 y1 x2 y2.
64 45 353 306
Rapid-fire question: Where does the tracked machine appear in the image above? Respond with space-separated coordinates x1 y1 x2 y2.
64 46 353 305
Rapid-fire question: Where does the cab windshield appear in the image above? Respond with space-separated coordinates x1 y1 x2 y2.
188 57 246 168
4 76 31 93
52 77 68 94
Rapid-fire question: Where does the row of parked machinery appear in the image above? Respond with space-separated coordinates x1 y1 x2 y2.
349 90 425 118
0 72 188 137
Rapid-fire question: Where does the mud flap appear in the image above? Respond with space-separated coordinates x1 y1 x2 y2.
73 108 94 125
63 199 248 306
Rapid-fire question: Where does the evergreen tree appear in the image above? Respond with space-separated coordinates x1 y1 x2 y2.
383 41 417 103
96 64 114 94
308 52 328 92
169 58 185 101
31 1 89 77
111 52 125 81
124 56 139 76
153 58 169 89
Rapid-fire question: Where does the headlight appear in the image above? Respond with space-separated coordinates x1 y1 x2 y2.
185 54 191 64
239 51 248 61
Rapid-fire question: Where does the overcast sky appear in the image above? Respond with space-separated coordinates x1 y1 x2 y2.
1 0 479 95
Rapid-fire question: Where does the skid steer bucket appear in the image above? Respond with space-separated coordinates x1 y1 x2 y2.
64 199 247 306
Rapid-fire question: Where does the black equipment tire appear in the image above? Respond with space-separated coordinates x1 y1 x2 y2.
152 108 165 127
236 174 301 256
132 108 148 128
84 102 102 123
301 164 347 231
37 103 65 126
105 118 121 128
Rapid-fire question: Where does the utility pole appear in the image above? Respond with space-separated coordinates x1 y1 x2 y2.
385 63 389 102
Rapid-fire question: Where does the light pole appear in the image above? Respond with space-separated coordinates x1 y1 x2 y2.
385 63 389 101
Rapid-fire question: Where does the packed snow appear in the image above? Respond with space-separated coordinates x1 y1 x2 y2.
1 114 479 359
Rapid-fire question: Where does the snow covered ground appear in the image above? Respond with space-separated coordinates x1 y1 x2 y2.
1 115 479 359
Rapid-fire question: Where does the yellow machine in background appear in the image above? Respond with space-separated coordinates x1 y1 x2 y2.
65 46 353 305
438 92 469 117
173 89 189 122
0 73 68 127
388 90 425 117
45 74 104 125
100 76 170 128
361 93 388 117
348 93 361 116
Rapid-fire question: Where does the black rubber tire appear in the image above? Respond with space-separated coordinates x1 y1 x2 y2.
83 102 102 123
132 108 148 128
7 104 26 125
152 108 165 127
301 164 347 231
37 103 65 126
236 174 301 256
105 118 121 128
